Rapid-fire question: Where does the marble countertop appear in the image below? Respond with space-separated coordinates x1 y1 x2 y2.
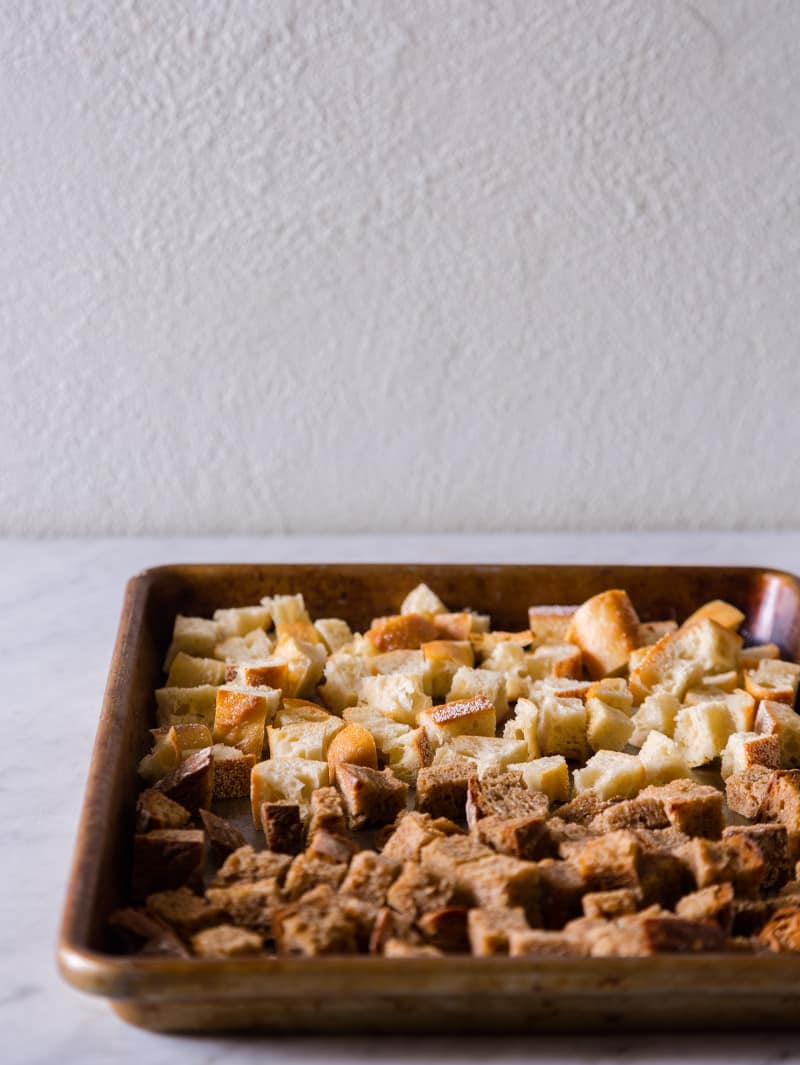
4 533 800 1065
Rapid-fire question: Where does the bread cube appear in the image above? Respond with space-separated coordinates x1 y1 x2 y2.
758 770 800 835
358 672 431 725
567 590 640 679
755 700 800 765
683 599 745 631
432 735 528 777
738 643 781 668
335 763 408 830
213 628 274 662
166 653 226 689
635 620 678 647
131 829 205 900
726 766 776 819
573 751 645 800
366 613 438 652
527 605 576 645
587 698 634 753
529 677 592 702
260 593 310 626
155 685 219 729
640 779 724 838
630 619 741 703
138 726 182 782
163 615 219 670
266 716 343 761
468 907 529 955
211 744 256 799
507 756 569 801
637 731 691 785
502 697 540 759
312 617 352 654
446 667 508 723
536 695 589 761
326 723 378 777
673 701 735 767
250 757 329 822
629 692 681 747
745 659 800 706
416 764 471 819
198 808 248 861
272 635 327 697
586 678 633 714
527 643 583 681
433 612 475 640
401 582 447 616
275 699 332 726
136 788 191 832
213 604 271 638
213 685 280 761
721 731 781 780
319 652 371 713
422 640 475 697
481 641 531 701
371 649 433 689
192 924 263 958
225 659 290 692
155 748 215 813
386 727 433 785
419 695 496 746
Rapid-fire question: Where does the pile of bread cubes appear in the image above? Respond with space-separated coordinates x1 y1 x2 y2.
111 583 800 960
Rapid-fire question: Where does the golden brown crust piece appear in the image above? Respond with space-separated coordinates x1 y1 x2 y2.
567 590 640 679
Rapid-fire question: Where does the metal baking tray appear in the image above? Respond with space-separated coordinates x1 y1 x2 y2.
58 563 800 1032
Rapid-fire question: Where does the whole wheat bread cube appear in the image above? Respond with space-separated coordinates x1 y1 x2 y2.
536 858 587 928
675 882 734 933
205 877 283 933
723 823 791 892
476 814 555 862
191 924 263 957
416 763 470 820
135 788 191 833
340 850 401 904
726 766 776 818
283 851 350 900
678 837 765 898
758 907 800 952
306 828 359 865
260 801 304 855
467 906 529 955
639 780 724 839
210 745 255 800
509 929 589 957
590 910 726 956
199 808 247 863
556 792 613 826
335 763 408 830
273 884 359 955
145 887 224 936
465 769 549 829
582 888 640 920
307 786 347 838
212 845 291 887
386 860 458 919
154 748 215 813
382 939 444 958
590 796 670 833
417 906 470 952
572 831 641 894
131 829 205 901
381 811 450 862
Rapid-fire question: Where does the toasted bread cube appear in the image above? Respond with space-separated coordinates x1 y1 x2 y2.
678 837 765 898
166 653 227 689
640 779 724 838
135 788 191 832
225 659 290 692
587 698 634 753
272 635 326 697
266 715 344 762
567 590 640 680
637 731 691 786
502 697 540 759
154 748 215 813
683 599 745 631
192 924 263 957
386 726 433 785
507 756 569 801
307 786 347 837
433 735 528 778
635 620 678 647
724 824 791 893
582 889 640 920
536 695 589 761
721 731 781 780
138 726 182 783
212 845 291 887
415 764 471 820
433 612 475 640
745 659 800 706
466 769 548 826
210 744 255 799
758 770 800 834
726 766 776 819
335 763 408 830
630 619 741 703
366 613 438 652
401 582 447 616
250 758 329 822
326 722 378 778
698 688 755 732
629 692 681 747
213 628 274 663
673 701 735 767
422 640 475 698
419 695 496 746
163 615 219 670
273 884 359 955
259 593 310 626
755 700 800 766
695 670 740 693
206 877 285 933
527 643 583 681
213 604 271 638
357 672 431 725
446 667 508 723
274 620 324 647
155 685 219 729
468 907 529 956
738 643 781 668
586 678 633 714
213 685 280 761
573 751 645 800
527 605 577 645
131 829 205 900
319 652 371 713
758 906 800 952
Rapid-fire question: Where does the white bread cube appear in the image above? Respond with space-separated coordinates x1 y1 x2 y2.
274 700 333 727
314 618 353 654
225 658 289 692
447 666 508 723
536 696 589 761
637 731 691 785
629 692 681 748
526 643 583 681
272 635 327 697
720 731 781 780
213 684 281 761
683 599 745 631
738 643 780 668
502 698 540 759
358 673 431 726
432 735 528 777
138 726 182 782
471 630 531 663
744 659 800 706
250 757 329 822
695 670 739 693
386 727 433 785
585 678 633 714
370 651 434 695
163 615 219 669
266 716 344 761
343 705 412 758
635 620 678 647
319 652 370 713
422 640 474 698
630 619 741 703
527 605 576 645
259 593 311 626
673 701 735 767
401 582 447 616
166 653 226 689
507 756 569 801
573 751 645 800
480 641 530 701
683 687 756 732
213 605 271 638
529 677 592 703
586 698 634 753
418 696 496 746
755 699 800 766
155 685 219 729
567 590 640 679
213 628 274 662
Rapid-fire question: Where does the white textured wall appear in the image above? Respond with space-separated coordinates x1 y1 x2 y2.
2 0 800 535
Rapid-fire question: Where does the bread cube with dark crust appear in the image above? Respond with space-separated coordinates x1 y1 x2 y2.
582 888 640 921
758 770 800 834
417 907 470 952
537 859 586 928
386 860 458 919
211 844 291 887
758 907 800 952
467 907 529 955
135 788 191 833
638 848 692 909
154 748 215 813
590 910 726 956
590 796 670 834
639 780 724 839
726 766 776 819
465 769 549 829
476 813 556 862
416 764 470 820
145 887 224 937
723 823 791 893
191 924 263 958
678 837 765 898
675 882 734 934
306 828 359 865
369 906 417 954
340 850 401 905
509 929 589 957
381 811 450 862
307 786 347 838
205 877 283 933
109 907 190 957
273 884 360 956
260 801 304 855
335 763 408 831
283 851 350 900
199 808 247 863
131 829 205 901
556 792 613 826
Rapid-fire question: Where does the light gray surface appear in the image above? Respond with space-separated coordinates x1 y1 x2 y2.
4 2 800 535
3 533 800 1064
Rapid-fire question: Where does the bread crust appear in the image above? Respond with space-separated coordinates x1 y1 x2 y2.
567 590 640 679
